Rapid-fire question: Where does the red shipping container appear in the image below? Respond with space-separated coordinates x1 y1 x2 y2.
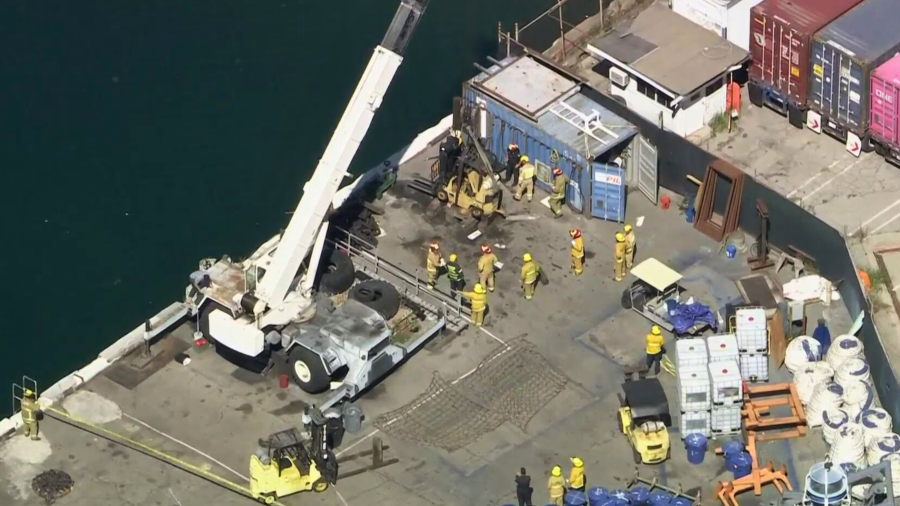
747 0 865 128
871 54 900 166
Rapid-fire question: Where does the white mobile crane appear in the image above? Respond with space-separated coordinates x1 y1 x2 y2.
186 0 448 400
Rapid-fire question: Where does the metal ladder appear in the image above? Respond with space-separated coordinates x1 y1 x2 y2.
11 375 37 415
549 101 621 145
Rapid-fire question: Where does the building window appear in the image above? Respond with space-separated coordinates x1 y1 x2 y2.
636 79 654 99
691 92 701 102
705 78 724 96
656 93 671 108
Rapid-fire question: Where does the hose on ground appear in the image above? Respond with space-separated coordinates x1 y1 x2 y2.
861 408 893 446
835 357 871 387
883 454 900 497
842 380 875 422
830 422 867 469
827 335 864 370
867 433 900 466
808 382 844 427
795 362 834 406
822 408 850 446
785 336 822 374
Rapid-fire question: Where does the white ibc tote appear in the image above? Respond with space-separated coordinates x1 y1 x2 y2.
681 410 711 438
707 334 739 364
676 338 708 368
709 361 743 406
835 358 871 387
711 406 742 435
739 354 769 382
784 336 822 374
735 307 768 352
678 364 712 411
827 335 864 370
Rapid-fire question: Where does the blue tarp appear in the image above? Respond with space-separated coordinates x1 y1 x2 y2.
667 301 717 335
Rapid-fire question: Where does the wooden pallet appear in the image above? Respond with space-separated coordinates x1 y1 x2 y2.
742 383 807 442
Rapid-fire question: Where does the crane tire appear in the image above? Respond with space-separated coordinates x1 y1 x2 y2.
288 346 331 394
349 280 401 319
318 249 355 296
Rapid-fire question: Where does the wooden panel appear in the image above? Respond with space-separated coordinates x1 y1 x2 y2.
694 159 745 242
770 312 787 369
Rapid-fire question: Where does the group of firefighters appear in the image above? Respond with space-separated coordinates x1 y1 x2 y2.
505 143 567 218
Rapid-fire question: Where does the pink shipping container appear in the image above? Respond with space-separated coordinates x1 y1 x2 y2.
871 54 900 167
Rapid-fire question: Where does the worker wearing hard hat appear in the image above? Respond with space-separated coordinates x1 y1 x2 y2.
549 167 567 218
646 325 666 375
505 143 522 184
459 283 488 326
426 242 445 290
570 229 585 276
520 252 541 300
20 389 41 440
624 224 636 273
478 245 498 292
446 253 465 296
514 156 536 202
548 466 566 506
614 233 626 281
568 457 586 493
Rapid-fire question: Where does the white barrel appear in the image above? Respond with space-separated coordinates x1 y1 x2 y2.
835 358 871 387
735 307 768 352
822 408 850 445
739 353 769 382
809 382 844 427
680 410 711 438
830 422 867 469
785 336 822 374
711 405 742 435
882 454 900 497
676 338 708 368
842 380 875 422
860 408 893 446
709 361 743 406
867 433 900 466
677 364 711 412
707 334 739 364
826 335 864 370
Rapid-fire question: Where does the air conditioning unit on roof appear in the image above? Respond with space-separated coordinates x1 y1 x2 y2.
609 67 630 88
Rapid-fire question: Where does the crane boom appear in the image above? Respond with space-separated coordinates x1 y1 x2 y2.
257 0 428 306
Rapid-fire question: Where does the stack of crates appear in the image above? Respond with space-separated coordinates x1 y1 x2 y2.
676 338 711 438
709 360 743 436
735 307 769 383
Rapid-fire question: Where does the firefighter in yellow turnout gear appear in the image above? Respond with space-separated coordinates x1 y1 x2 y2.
624 224 636 273
426 242 444 289
521 253 540 300
568 457 585 493
614 233 626 281
570 229 584 276
459 283 488 327
549 167 567 218
514 156 535 202
20 389 41 440
478 245 498 292
548 466 566 506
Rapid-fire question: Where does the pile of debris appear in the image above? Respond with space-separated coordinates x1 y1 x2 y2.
32 469 74 505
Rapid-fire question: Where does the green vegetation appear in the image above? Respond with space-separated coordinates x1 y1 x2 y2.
708 112 729 134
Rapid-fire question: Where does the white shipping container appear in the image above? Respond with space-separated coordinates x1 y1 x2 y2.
707 334 739 364
739 354 769 382
670 0 764 52
711 405 743 434
709 360 743 406
735 307 768 353
677 338 709 368
678 364 712 411
681 410 712 438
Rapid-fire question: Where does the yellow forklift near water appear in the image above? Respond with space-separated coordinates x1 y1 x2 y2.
617 376 672 465
249 425 337 503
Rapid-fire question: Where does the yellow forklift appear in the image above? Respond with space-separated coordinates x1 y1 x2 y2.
617 376 672 465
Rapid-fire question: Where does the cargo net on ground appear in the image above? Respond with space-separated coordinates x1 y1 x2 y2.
375 339 567 451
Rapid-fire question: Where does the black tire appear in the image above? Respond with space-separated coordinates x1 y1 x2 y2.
861 134 876 153
666 447 671 460
318 249 355 295
436 189 449 202
633 447 642 465
471 206 484 219
632 291 646 312
617 411 626 434
288 345 331 394
621 288 633 309
349 280 401 319
313 479 329 493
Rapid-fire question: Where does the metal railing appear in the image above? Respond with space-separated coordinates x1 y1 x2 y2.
497 0 604 64
11 375 37 415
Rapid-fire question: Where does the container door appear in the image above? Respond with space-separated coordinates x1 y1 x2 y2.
590 163 625 222
871 79 899 145
565 161 585 214
635 135 659 204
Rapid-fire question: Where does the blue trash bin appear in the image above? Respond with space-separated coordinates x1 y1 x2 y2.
649 492 671 506
566 490 588 506
671 497 693 506
726 245 737 258
589 487 609 506
730 452 753 479
684 433 708 465
721 441 745 458
630 487 650 506
610 489 631 506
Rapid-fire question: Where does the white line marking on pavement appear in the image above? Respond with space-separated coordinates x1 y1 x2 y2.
335 430 379 457
801 161 859 202
851 198 900 236
870 210 900 235
786 160 838 198
168 488 184 506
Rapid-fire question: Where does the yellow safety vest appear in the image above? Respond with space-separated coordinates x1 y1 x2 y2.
569 467 585 489
625 231 636 254
548 476 566 498
461 292 487 312
646 334 664 354
478 253 497 275
521 261 539 284
571 237 584 258
519 163 535 180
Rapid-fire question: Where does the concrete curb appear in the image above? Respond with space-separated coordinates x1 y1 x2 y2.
0 119 451 442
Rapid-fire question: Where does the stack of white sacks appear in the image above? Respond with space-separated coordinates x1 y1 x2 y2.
784 331 900 498
707 334 743 436
735 308 770 382
676 338 712 438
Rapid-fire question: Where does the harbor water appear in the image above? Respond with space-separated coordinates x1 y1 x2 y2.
0 0 556 410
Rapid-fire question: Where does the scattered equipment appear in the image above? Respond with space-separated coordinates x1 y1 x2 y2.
748 199 773 271
771 460 895 506
622 258 684 332
743 383 808 442
617 376 672 464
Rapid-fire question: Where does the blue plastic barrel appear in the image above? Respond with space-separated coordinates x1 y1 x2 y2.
671 497 693 506
726 245 737 258
630 486 651 506
589 487 610 506
610 488 631 506
730 452 753 479
566 490 588 506
649 492 671 506
686 206 696 223
722 441 745 458
685 433 708 465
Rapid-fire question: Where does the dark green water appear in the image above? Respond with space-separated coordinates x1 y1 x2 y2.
0 0 552 410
